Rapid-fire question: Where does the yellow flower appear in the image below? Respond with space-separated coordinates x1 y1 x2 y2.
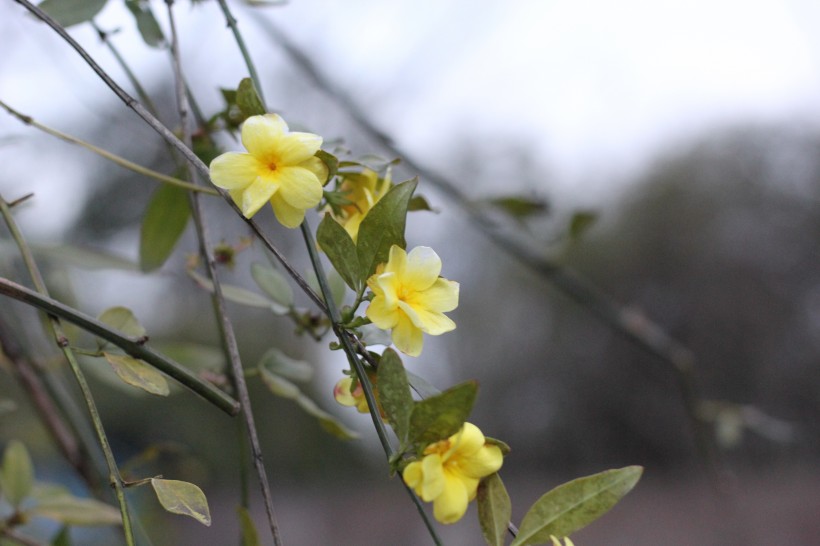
333 168 390 242
402 422 503 524
365 245 459 357
209 114 328 227
333 377 369 413
551 536 576 546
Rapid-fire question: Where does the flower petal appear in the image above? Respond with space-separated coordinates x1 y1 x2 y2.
418 453 446 501
419 279 459 313
270 193 306 228
460 445 503 479
241 114 287 158
333 378 357 407
392 313 423 356
240 176 278 218
403 461 424 495
276 166 323 209
404 247 442 291
209 152 260 190
366 290 400 329
384 245 407 276
375 272 399 310
299 156 330 185
432 472 470 524
448 422 486 457
275 131 323 164
398 301 455 336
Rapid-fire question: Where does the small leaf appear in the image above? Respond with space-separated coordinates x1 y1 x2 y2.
125 0 164 47
188 270 284 312
568 211 597 239
1 440 34 508
251 263 294 309
359 323 392 347
257 348 312 382
103 353 169 396
294 394 359 440
24 243 138 271
315 149 338 184
478 473 512 546
408 194 436 213
317 214 361 290
486 196 550 219
150 478 211 526
356 178 417 281
139 184 190 272
37 0 108 27
236 78 266 118
31 497 122 526
405 370 441 399
259 370 300 399
377 349 413 444
237 506 260 546
407 381 477 448
510 466 643 546
98 307 146 338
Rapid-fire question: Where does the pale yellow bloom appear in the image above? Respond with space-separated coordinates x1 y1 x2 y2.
551 536 575 546
365 245 459 357
402 423 503 524
209 114 328 227
334 169 390 242
333 377 368 413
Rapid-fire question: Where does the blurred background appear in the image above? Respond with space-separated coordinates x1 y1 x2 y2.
1 1 819 544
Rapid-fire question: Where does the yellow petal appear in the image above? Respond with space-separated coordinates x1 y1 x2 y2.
448 422 486 457
404 247 442 291
276 166 323 209
384 245 407 276
392 313 423 357
241 114 287 159
209 152 260 190
418 453 446 501
375 272 399 310
299 156 330 185
402 461 424 494
365 292 400 329
398 301 455 336
420 279 459 313
240 176 278 218
459 445 503 479
270 193 306 228
275 131 323 164
432 472 469 524
342 212 364 243
333 378 357 407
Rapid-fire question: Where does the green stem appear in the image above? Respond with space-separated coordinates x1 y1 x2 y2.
0 196 136 546
0 99 217 195
0 275 239 416
215 0 266 106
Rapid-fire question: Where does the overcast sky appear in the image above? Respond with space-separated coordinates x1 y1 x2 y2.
2 0 820 236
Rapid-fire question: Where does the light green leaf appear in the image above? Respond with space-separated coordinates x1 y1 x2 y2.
37 0 108 27
188 270 279 311
510 466 643 546
30 482 71 503
1 440 34 508
407 381 477 449
359 324 392 347
478 473 512 546
124 0 164 47
237 506 260 546
139 184 190 272
236 78 266 118
257 348 312 382
31 497 122 526
568 210 598 240
98 307 146 339
150 478 211 526
251 263 294 309
356 178 417 280
152 342 225 373
377 349 413 444
294 394 359 440
14 242 138 271
259 368 300 399
317 214 361 290
405 370 441 399
103 352 169 396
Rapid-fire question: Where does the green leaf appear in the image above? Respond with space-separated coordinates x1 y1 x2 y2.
257 348 312 383
125 0 164 48
15 243 138 271
1 440 34 508
37 0 108 27
51 526 72 546
251 263 294 309
31 497 122 526
405 370 441 398
236 78 266 118
294 394 359 440
407 381 477 448
477 473 512 546
188 270 282 312
356 178 417 280
139 184 190 272
510 466 643 546
98 307 147 338
103 352 169 396
317 214 361 290
568 211 598 240
486 196 550 220
150 478 211 526
377 349 413 444
259 370 300 399
408 194 436 213
237 506 260 546
315 149 338 184
152 342 225 373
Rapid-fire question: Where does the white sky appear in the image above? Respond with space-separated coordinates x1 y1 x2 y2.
2 0 820 235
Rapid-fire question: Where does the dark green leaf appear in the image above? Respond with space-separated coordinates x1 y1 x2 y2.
237 506 260 546
510 466 643 546
485 436 512 457
315 149 338 185
477 473 511 546
408 194 436 213
251 263 294 309
407 381 477 448
38 0 108 27
317 214 361 290
236 78 266 118
568 211 598 239
377 349 413 444
139 184 190 272
151 478 211 526
356 178 417 280
51 526 72 546
125 0 164 47
1 440 34 508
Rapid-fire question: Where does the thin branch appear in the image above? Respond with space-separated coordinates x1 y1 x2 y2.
164 2 281 543
215 0 266 105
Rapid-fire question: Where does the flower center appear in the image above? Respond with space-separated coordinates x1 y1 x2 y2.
267 162 278 172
